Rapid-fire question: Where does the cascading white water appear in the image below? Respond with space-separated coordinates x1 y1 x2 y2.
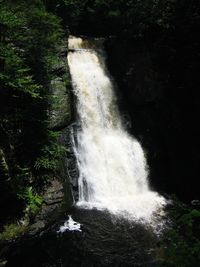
68 36 166 225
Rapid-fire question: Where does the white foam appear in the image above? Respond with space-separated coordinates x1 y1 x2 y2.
57 215 82 233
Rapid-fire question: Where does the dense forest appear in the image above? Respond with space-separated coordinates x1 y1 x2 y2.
0 0 200 266
0 0 60 224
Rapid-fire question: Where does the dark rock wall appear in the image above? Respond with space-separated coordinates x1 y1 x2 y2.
60 125 79 203
105 38 199 202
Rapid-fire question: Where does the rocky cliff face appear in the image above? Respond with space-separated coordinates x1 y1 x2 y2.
105 38 199 202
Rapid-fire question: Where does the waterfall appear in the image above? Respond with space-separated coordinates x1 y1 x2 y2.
67 36 166 225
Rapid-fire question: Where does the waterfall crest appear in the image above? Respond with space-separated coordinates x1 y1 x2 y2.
68 36 166 225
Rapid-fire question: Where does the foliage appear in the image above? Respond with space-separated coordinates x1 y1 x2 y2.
0 223 28 241
45 0 200 48
18 187 43 218
34 131 66 172
0 0 67 223
159 201 200 267
45 0 177 36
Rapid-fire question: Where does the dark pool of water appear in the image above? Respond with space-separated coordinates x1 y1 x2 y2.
2 208 162 267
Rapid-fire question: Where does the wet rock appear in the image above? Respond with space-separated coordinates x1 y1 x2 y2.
49 77 71 130
49 43 72 131
43 179 63 206
105 38 200 202
61 125 79 202
28 179 65 235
